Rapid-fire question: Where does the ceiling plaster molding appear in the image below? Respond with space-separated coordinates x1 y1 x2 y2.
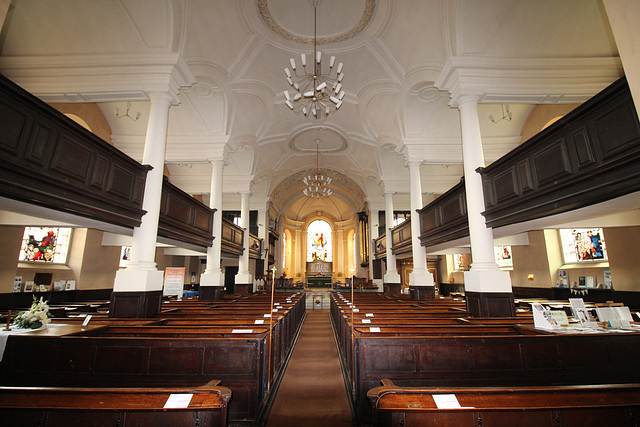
0 53 196 103
434 56 624 107
289 127 348 153
257 0 376 45
400 139 463 164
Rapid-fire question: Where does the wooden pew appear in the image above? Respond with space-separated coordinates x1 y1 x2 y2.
329 292 640 425
368 379 640 427
0 380 231 427
0 292 306 426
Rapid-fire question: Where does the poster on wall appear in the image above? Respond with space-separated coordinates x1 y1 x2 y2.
163 267 185 297
557 269 568 287
603 268 613 289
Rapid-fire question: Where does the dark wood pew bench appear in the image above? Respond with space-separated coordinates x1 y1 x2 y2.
368 379 640 427
0 380 231 427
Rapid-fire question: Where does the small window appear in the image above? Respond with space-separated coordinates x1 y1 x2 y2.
559 228 607 263
119 246 132 268
19 227 72 264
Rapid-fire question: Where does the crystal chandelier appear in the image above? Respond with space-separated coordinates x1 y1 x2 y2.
283 0 345 119
303 140 332 198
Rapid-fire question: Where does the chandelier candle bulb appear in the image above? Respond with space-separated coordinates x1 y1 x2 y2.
335 100 343 109
283 91 290 100
330 96 339 104
316 82 327 91
301 53 306 67
330 56 336 67
337 62 343 73
290 58 296 70
285 100 293 109
316 51 322 63
335 83 342 93
284 68 291 78
337 73 344 82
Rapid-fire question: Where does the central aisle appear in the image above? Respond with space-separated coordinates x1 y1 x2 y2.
265 309 353 426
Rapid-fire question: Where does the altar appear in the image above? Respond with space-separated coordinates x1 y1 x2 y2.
307 259 332 288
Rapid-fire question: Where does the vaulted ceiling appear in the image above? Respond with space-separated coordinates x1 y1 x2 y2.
0 0 622 224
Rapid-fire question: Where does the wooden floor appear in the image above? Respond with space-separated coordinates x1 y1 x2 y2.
265 310 353 426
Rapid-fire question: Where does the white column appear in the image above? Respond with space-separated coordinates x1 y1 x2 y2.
200 159 225 288
602 0 640 120
407 161 434 287
258 205 268 274
368 206 383 291
114 92 173 292
235 191 252 284
383 192 401 284
457 95 511 293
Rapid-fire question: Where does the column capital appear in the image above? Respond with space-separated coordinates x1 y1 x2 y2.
456 94 480 109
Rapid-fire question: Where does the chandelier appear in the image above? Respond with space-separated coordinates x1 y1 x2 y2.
303 140 332 198
283 0 345 119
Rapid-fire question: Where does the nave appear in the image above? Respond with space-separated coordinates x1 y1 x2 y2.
265 310 352 427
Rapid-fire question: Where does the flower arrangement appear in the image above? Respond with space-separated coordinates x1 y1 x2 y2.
14 296 52 329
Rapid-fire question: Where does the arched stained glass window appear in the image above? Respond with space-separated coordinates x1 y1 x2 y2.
307 220 332 262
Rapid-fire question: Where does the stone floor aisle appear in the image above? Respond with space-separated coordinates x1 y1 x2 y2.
265 309 353 427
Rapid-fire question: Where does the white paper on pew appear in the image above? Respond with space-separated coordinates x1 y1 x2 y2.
254 319 265 324
82 315 92 326
369 327 381 332
361 319 371 324
432 394 463 409
353 309 359 312
366 313 374 317
232 329 253 334
263 314 272 318
164 393 193 409
273 309 278 312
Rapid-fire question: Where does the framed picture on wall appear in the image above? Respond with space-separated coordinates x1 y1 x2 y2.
24 282 34 292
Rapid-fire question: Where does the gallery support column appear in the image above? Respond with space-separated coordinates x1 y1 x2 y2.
200 158 225 300
112 91 173 317
383 191 401 293
458 95 514 317
235 191 253 293
407 160 435 300
368 205 383 291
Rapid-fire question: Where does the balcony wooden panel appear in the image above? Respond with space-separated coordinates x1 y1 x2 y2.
418 180 469 247
480 77 640 228
221 218 244 256
374 235 386 259
158 178 215 249
391 219 412 256
0 74 148 229
249 233 262 259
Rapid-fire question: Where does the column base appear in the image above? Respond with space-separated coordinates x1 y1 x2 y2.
384 283 402 294
234 283 253 294
465 291 516 317
110 290 163 318
199 285 224 301
410 285 436 300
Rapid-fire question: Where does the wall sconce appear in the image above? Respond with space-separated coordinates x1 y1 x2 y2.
527 274 534 281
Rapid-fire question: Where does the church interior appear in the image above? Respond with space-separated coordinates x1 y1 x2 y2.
1 1 640 426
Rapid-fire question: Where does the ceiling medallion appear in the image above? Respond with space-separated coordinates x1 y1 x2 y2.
258 0 376 45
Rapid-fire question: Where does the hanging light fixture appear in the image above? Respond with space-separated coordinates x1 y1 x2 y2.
283 0 345 119
303 139 332 198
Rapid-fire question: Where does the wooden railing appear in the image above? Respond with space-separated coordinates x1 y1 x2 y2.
417 179 468 248
221 218 244 256
390 218 412 256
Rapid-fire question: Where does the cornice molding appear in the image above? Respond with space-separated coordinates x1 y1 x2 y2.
0 53 196 103
434 56 623 107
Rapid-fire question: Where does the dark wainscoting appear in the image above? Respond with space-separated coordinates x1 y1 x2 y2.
480 77 640 228
199 285 224 301
0 289 113 310
409 286 436 300
439 282 465 297
512 286 555 299
0 75 149 229
109 290 162 318
465 291 516 317
384 283 402 294
417 179 469 247
158 177 215 249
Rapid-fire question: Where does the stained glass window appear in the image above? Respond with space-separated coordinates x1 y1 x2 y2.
119 246 132 268
19 227 72 264
307 220 332 262
560 228 607 263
